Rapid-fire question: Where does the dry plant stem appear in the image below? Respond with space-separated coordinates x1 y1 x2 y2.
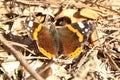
27 62 52 80
87 1 120 14
9 41 48 59
105 52 120 72
0 33 44 80
15 0 61 6
38 62 52 74
1 16 21 24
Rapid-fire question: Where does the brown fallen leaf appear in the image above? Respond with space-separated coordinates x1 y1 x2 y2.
80 8 100 19
55 9 87 23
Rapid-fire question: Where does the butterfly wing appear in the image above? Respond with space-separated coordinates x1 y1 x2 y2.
57 25 83 58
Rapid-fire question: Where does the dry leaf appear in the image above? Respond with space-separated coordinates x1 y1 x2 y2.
11 18 26 35
80 8 100 19
55 9 87 23
1 61 20 76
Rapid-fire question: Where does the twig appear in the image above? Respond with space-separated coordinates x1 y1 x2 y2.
8 41 49 59
105 52 120 72
0 32 44 80
0 56 49 62
87 1 120 14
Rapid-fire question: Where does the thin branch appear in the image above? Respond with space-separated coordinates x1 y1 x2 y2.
105 52 120 72
0 32 44 80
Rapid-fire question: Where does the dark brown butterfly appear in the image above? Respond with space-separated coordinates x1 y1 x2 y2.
26 21 94 59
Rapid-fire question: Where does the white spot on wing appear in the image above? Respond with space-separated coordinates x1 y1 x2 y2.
82 31 84 33
85 28 88 32
78 22 85 29
28 21 33 27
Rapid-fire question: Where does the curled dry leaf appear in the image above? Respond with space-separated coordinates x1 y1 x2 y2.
90 30 99 45
11 18 26 35
80 8 100 19
55 8 100 23
55 9 87 23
